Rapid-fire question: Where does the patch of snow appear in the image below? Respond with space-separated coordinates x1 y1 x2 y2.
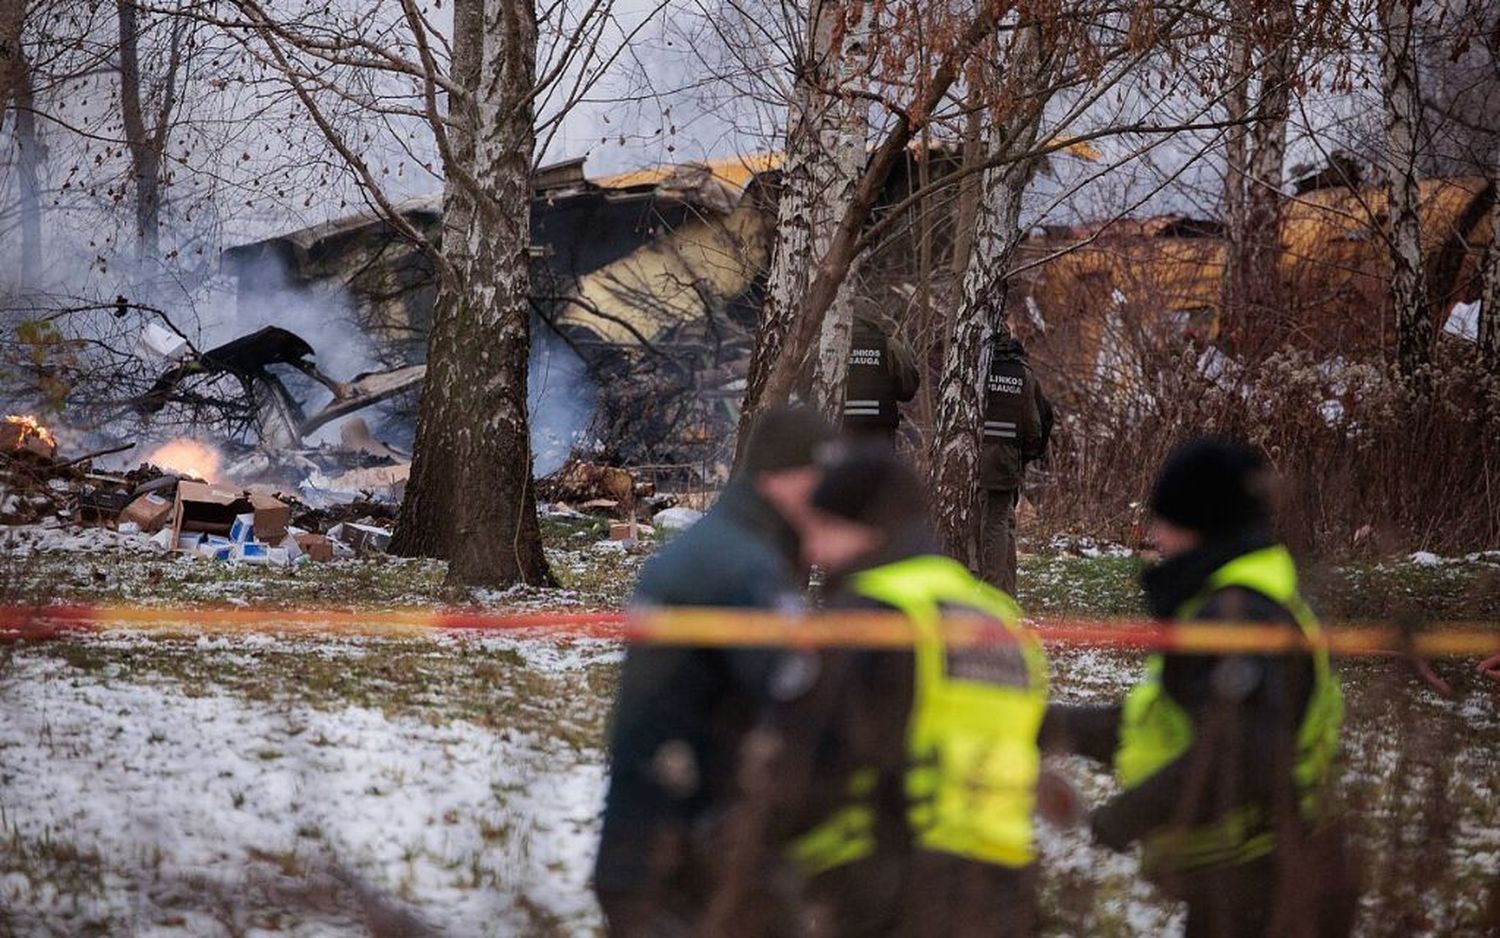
0 654 605 936
1408 551 1442 567
0 523 165 557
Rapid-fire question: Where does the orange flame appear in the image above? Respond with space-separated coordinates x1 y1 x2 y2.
146 438 222 482
3 415 57 453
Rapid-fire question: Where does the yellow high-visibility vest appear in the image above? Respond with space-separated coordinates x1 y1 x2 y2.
1112 545 1345 873
789 555 1049 875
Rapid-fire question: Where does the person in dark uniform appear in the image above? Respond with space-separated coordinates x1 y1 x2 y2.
594 406 836 937
1041 438 1355 938
978 333 1052 593
842 314 920 446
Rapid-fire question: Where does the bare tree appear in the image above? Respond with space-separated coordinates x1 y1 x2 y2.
1381 0 1434 380
1220 2 1298 348
2 0 42 284
806 2 869 415
116 1 183 260
392 0 483 564
930 22 1051 566
1480 166 1500 365
440 0 551 586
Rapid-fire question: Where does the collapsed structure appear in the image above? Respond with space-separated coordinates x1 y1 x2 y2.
214 150 1494 482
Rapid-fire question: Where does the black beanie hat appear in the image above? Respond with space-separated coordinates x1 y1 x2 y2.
740 405 837 474
810 443 927 530
1149 437 1272 537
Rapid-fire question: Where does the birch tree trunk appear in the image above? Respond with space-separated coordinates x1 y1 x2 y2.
1381 0 1433 381
391 0 481 562
391 0 551 587
809 4 870 416
932 29 1048 567
1220 30 1250 299
737 0 841 456
1479 171 1500 370
1240 39 1292 339
444 0 551 587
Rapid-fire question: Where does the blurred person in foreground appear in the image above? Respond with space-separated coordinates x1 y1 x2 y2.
594 406 836 937
1041 438 1354 938
711 443 1049 937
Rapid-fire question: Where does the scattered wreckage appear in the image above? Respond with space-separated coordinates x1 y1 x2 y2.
0 413 394 565
0 413 702 566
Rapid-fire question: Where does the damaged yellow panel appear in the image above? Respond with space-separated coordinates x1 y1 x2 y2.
559 197 773 345
594 152 784 194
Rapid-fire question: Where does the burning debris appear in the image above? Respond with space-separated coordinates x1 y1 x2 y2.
145 438 223 482
0 414 394 564
2 415 58 461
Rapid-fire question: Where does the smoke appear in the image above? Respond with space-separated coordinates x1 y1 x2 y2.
529 325 597 477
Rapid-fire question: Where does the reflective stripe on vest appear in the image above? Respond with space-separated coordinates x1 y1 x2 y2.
789 556 1048 874
1111 545 1345 872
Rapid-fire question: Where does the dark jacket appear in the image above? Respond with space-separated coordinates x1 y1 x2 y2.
843 316 920 431
979 338 1052 491
1040 530 1316 857
595 481 802 899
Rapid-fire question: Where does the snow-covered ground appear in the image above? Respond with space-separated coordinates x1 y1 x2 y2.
0 534 1496 936
0 635 617 937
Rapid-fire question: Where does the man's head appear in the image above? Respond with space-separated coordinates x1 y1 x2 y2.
1148 437 1272 558
801 443 927 573
740 406 837 528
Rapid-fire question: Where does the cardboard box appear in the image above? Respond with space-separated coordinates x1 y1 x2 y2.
293 533 334 563
248 493 290 542
229 513 256 544
232 541 271 564
120 491 174 534
197 540 233 561
172 481 250 545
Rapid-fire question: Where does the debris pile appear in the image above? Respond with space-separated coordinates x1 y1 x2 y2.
536 459 705 542
0 417 396 564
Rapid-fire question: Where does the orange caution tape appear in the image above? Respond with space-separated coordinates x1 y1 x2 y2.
0 604 1498 657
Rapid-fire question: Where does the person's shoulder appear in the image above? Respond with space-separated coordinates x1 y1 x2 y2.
1197 585 1297 626
633 509 792 606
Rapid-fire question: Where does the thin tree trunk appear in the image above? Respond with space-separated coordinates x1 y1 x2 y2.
1239 37 1292 346
1220 28 1250 306
10 41 42 283
0 0 23 119
444 0 552 587
950 93 984 280
1381 0 1433 381
1479 171 1500 370
809 1 869 416
391 0 482 562
118 0 162 259
931 28 1049 567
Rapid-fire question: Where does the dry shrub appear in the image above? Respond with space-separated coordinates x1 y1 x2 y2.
1025 333 1500 557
